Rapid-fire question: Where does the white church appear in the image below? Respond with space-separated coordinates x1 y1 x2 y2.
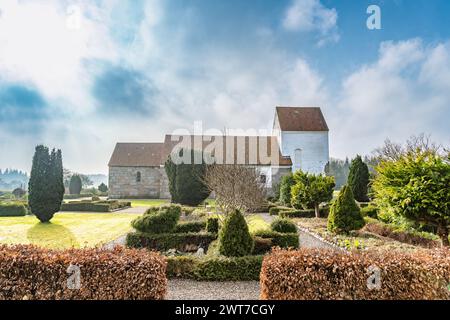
108 106 330 199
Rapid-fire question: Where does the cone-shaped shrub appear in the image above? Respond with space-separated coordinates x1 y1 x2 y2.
218 210 254 257
327 185 365 234
348 155 370 202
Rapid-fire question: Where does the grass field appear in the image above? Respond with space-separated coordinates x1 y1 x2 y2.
247 215 270 234
0 212 140 249
128 199 170 207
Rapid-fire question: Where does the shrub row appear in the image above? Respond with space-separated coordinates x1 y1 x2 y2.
173 221 206 233
280 208 329 218
260 248 450 300
0 245 167 300
0 203 27 217
126 232 217 252
362 218 441 249
60 200 130 212
131 205 182 234
269 206 291 216
270 218 297 233
166 255 263 281
253 230 299 249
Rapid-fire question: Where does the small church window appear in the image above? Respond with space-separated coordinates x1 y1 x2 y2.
294 149 302 171
136 172 141 183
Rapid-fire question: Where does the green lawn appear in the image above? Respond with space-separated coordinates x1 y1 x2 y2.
0 212 140 249
247 215 270 234
128 199 170 207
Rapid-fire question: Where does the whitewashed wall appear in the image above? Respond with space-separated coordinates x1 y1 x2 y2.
278 131 329 174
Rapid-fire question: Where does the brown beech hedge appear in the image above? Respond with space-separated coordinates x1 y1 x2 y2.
260 248 450 300
0 245 167 300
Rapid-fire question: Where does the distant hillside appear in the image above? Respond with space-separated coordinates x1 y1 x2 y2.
0 169 28 191
88 174 108 187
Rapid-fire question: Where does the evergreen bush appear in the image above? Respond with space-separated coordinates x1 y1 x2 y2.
218 210 254 257
327 185 365 234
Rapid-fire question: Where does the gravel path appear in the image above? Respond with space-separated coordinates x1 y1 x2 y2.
167 280 260 300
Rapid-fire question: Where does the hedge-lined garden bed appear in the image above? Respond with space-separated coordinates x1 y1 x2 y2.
270 206 329 218
362 218 441 249
0 245 167 300
60 200 131 212
260 248 450 300
126 231 217 252
167 255 263 281
126 205 218 252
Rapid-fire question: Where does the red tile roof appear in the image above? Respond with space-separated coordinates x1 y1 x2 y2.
275 106 329 131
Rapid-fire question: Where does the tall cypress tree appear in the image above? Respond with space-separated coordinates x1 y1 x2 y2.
164 149 210 206
347 155 370 202
29 145 64 223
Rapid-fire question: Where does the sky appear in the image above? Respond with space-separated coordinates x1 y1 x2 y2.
0 0 449 174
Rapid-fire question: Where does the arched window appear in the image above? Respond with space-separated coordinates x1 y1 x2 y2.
136 171 141 183
294 149 302 171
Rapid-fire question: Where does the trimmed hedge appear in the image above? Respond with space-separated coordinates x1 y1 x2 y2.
279 207 328 218
252 237 273 255
166 256 199 278
0 203 27 217
261 248 450 300
126 232 217 252
131 205 181 234
269 206 291 216
0 245 167 300
63 193 94 200
206 217 219 233
253 230 299 249
270 218 297 233
166 255 263 281
173 221 206 233
60 200 131 212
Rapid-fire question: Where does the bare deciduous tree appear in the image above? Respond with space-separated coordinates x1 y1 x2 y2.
372 134 445 162
204 164 267 214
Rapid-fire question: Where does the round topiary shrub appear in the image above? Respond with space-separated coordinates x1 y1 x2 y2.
132 205 181 234
206 217 219 233
218 210 254 257
270 218 297 234
327 185 365 234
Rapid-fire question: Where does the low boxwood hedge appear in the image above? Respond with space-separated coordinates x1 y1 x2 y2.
269 206 291 216
252 237 273 255
131 205 181 234
279 207 329 218
60 200 131 212
0 203 27 217
166 255 263 281
253 230 299 248
126 231 217 252
173 221 206 233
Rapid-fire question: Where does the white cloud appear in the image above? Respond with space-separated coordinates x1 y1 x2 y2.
331 39 450 159
282 0 339 45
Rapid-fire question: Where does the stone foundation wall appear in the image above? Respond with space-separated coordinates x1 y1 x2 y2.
109 166 163 199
